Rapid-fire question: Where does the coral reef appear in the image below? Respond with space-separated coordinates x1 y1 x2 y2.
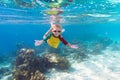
13 48 46 80
13 48 70 80
0 67 11 78
30 70 45 80
43 53 70 70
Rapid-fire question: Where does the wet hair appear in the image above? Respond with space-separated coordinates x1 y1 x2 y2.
52 24 62 30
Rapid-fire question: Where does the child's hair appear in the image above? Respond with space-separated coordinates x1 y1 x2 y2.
52 24 62 30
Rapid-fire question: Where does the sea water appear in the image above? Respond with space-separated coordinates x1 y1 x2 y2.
0 0 120 80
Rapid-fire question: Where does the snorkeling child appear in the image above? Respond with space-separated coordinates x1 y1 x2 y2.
43 7 64 39
34 24 78 49
43 22 65 39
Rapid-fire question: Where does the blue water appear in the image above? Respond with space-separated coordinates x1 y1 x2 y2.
0 23 120 54
0 0 120 80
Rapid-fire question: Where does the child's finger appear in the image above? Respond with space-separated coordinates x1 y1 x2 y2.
34 40 39 42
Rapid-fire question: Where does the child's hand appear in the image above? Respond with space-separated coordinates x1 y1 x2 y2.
70 44 78 49
34 40 44 46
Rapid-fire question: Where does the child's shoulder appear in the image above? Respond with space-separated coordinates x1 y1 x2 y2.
58 35 63 38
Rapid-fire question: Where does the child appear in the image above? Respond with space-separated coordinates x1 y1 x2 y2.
43 7 64 39
34 24 78 49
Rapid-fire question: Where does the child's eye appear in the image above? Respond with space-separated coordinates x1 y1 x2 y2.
58 31 61 33
53 30 61 33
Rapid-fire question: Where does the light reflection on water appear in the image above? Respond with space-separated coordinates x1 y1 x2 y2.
0 0 120 24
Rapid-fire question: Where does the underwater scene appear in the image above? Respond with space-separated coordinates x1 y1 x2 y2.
0 0 120 80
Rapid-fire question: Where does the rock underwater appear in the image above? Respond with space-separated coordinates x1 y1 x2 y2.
13 48 70 80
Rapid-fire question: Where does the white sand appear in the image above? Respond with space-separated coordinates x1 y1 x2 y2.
46 48 120 80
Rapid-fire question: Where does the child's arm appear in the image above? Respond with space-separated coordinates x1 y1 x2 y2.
66 43 78 49
35 34 51 46
59 36 78 49
43 22 53 39
34 40 44 46
43 27 52 39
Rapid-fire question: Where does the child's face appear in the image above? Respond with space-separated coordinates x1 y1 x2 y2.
52 28 62 37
